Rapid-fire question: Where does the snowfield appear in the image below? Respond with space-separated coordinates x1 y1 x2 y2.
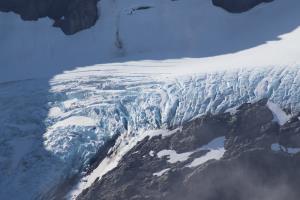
0 0 300 82
1 0 300 199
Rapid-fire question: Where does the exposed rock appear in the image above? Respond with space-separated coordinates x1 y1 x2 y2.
77 100 300 200
212 0 274 13
0 0 99 35
0 0 276 35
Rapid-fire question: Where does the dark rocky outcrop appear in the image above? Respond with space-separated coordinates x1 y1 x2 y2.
0 0 275 35
212 0 274 13
0 0 99 35
77 99 300 200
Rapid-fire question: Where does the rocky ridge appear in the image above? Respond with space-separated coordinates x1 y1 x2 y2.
77 99 300 200
0 0 99 34
212 0 274 13
0 0 274 35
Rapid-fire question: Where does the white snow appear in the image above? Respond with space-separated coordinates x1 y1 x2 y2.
48 107 64 117
271 143 282 151
199 137 225 150
50 116 96 129
187 148 226 168
63 99 79 109
271 143 300 154
267 101 291 125
155 137 225 167
225 106 239 115
1 0 300 82
287 148 300 154
149 150 155 157
148 127 182 139
187 136 225 168
157 150 193 164
153 168 170 177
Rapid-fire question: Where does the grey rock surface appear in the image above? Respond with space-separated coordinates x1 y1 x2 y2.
0 0 275 35
77 99 300 200
212 0 274 13
0 0 99 34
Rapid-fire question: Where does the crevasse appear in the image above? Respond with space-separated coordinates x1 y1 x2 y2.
45 64 300 167
2 63 300 199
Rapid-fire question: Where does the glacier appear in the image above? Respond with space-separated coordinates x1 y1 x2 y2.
46 63 300 167
2 62 300 199
1 0 300 199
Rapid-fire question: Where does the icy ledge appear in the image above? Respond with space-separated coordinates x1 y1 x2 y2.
46 63 300 169
2 62 300 199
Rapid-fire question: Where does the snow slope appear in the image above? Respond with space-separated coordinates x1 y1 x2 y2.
1 0 300 199
0 79 65 200
1 0 300 82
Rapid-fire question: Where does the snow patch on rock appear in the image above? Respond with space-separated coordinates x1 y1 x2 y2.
153 168 170 177
187 148 225 168
267 101 291 125
271 143 300 154
187 136 225 168
157 150 193 164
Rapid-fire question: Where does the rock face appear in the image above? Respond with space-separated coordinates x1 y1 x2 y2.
212 0 274 13
0 0 275 35
0 0 99 35
77 99 300 200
